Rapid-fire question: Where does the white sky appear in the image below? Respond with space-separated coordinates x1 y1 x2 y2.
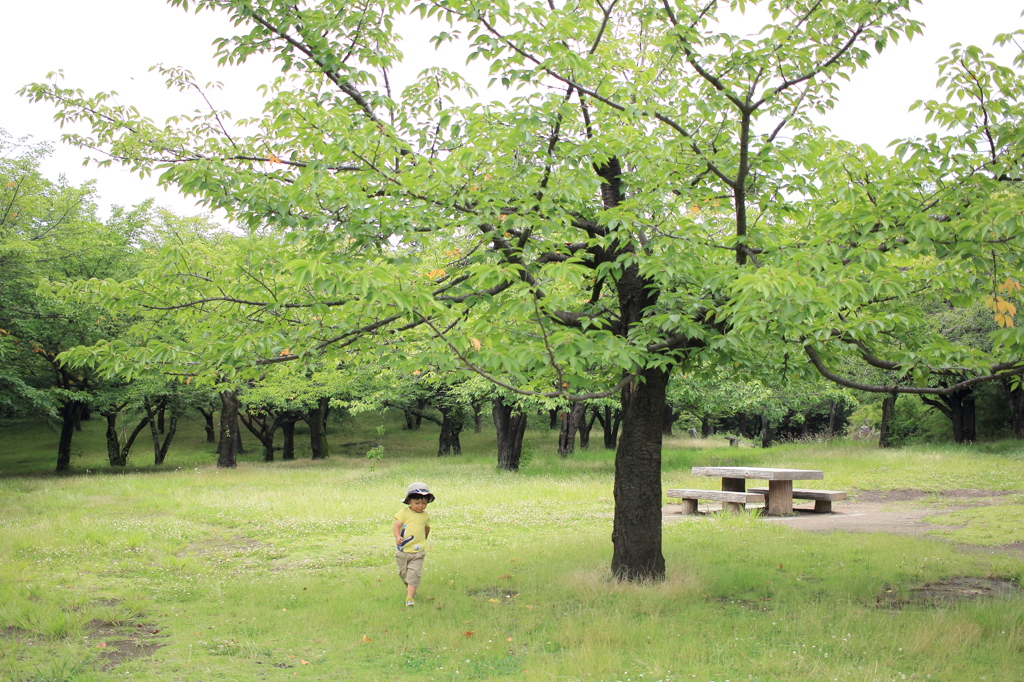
1 0 1020 221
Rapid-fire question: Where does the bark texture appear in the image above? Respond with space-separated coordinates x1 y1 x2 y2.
217 390 240 468
878 393 897 448
612 367 668 581
493 397 528 471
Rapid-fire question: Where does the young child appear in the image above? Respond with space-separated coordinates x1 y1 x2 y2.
393 482 434 607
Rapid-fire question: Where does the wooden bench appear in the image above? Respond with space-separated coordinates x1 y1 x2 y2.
666 489 766 515
747 487 847 513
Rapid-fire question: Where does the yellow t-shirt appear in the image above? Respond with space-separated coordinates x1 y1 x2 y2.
395 507 430 553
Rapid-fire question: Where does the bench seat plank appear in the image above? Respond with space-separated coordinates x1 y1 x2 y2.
748 487 846 513
666 489 765 515
667 489 766 503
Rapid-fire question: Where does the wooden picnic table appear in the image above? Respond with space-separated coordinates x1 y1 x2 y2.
691 466 824 516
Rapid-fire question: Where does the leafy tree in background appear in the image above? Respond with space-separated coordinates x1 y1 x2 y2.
27 3 1024 580
0 130 150 470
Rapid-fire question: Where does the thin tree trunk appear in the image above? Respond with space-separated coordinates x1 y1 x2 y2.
198 407 216 443
472 401 484 433
281 416 296 460
549 408 559 430
827 401 838 436
736 412 749 439
923 388 974 444
597 406 621 450
701 413 715 438
1002 378 1024 439
558 402 586 457
55 401 84 471
217 390 240 468
760 413 773 449
119 416 151 466
878 394 897 448
415 398 427 429
578 407 598 449
438 405 465 456
104 412 123 466
240 411 281 462
309 396 330 460
662 404 678 436
403 408 417 430
155 416 177 465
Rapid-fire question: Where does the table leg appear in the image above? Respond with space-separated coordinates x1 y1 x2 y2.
722 477 745 493
766 480 793 516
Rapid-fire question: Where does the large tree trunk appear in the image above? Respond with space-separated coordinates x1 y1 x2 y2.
612 367 668 582
437 405 465 456
736 412 749 439
558 402 587 457
493 397 528 471
548 408 559 430
1002 378 1024 439
217 390 240 468
55 400 84 472
878 394 897 448
309 396 330 460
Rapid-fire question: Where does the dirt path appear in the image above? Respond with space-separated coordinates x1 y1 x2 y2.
663 488 1024 559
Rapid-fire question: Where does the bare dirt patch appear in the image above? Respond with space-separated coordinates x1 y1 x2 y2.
468 586 519 604
877 577 1023 608
88 620 168 672
853 488 1021 503
663 488 1024 560
174 534 264 557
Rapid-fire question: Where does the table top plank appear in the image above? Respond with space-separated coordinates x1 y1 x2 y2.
691 466 824 480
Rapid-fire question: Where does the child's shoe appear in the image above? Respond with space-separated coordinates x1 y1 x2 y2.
405 599 415 607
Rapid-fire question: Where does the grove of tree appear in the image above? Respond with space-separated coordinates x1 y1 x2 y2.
20 0 1024 581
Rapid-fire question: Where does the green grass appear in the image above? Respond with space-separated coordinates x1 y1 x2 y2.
1 414 1023 680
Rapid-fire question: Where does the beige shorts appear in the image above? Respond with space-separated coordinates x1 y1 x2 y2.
395 550 425 587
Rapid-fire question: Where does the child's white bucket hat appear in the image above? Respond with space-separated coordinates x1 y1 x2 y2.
403 482 436 504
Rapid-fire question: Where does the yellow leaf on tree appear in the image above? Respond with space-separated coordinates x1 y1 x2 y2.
999 277 1022 293
471 337 482 351
267 153 282 164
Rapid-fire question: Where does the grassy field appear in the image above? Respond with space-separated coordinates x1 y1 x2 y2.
2 412 1024 681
